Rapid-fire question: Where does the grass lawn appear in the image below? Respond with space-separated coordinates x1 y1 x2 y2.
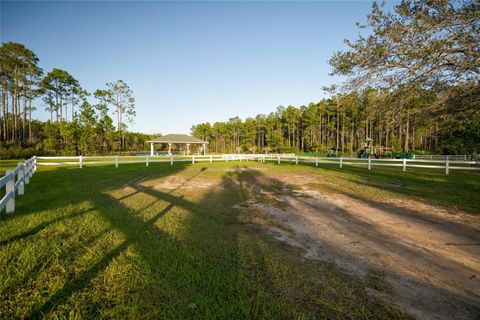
0 160 478 319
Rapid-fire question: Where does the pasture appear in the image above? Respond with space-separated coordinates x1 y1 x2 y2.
0 160 479 319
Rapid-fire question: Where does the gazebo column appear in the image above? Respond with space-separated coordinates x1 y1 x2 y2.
150 142 154 156
168 143 172 156
186 143 190 156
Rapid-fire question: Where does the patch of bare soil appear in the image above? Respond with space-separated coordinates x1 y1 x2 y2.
236 178 480 319
152 175 215 191
225 166 268 172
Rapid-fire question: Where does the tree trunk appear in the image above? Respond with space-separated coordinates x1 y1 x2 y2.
11 93 16 142
385 129 389 152
1 89 6 142
28 96 32 144
404 113 410 153
22 86 27 142
55 93 59 122
350 120 354 153
28 80 33 144
411 121 415 151
341 113 345 152
336 106 340 151
60 96 63 122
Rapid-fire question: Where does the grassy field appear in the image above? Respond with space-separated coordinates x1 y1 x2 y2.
0 160 479 319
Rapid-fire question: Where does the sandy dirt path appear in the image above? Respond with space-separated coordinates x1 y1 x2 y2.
238 174 480 320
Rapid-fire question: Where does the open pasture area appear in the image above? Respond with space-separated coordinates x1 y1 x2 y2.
0 161 479 319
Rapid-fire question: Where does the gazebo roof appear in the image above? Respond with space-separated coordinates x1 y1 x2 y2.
146 134 209 144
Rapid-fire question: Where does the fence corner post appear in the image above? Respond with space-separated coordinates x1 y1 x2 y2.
445 157 449 175
17 163 25 195
5 170 15 213
79 155 83 169
368 158 371 170
403 158 406 172
33 156 37 173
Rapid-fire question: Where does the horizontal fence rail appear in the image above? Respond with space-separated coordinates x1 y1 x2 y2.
1 156 37 215
415 154 472 161
34 154 480 175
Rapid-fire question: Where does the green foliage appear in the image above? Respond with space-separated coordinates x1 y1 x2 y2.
328 0 480 158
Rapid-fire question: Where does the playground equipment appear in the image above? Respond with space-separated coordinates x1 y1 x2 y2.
356 137 374 158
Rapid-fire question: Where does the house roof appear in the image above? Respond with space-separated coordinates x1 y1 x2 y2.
146 134 209 144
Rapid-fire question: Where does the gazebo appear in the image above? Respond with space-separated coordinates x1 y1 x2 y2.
146 134 209 156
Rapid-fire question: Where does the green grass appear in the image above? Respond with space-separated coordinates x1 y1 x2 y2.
1 160 478 319
0 159 25 173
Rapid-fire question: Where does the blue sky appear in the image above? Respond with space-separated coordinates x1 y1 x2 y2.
1 1 394 134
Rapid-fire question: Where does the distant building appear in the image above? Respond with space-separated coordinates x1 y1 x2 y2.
146 134 209 156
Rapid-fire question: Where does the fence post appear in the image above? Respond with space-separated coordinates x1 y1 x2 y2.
33 156 37 173
368 158 371 170
315 156 319 167
115 155 119 168
192 155 195 164
24 160 30 184
170 154 173 165
339 157 343 168
79 155 83 169
403 158 406 172
6 170 15 213
210 155 212 163
277 155 280 164
17 163 25 195
295 156 298 165
146 156 149 167
445 157 449 175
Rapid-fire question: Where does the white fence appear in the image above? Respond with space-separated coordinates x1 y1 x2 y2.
34 154 480 175
0 156 37 214
415 154 472 161
1 154 477 214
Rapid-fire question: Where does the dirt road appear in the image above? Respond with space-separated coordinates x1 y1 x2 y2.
237 172 480 320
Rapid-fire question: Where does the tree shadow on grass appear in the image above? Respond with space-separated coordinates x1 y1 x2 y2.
0 207 95 248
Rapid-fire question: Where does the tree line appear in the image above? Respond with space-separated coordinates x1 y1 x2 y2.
192 88 437 155
0 42 151 158
192 0 479 158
